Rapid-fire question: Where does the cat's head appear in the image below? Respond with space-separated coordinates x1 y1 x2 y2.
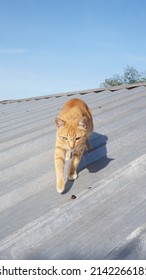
55 116 88 150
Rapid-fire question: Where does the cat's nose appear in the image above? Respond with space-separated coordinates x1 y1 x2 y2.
70 145 74 149
69 142 74 149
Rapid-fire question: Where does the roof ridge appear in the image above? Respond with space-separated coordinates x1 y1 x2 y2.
1 82 146 104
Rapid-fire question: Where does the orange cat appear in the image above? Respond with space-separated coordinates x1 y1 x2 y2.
54 98 93 193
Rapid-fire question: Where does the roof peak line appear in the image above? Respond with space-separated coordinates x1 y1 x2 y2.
1 82 146 105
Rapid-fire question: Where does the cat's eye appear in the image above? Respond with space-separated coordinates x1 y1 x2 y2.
76 137 81 141
62 136 68 141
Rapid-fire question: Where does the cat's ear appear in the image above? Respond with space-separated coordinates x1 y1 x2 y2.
55 118 66 128
78 116 87 129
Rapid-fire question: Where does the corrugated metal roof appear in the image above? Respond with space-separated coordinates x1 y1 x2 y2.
0 83 146 260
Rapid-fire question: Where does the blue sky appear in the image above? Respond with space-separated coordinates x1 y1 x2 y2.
0 0 146 100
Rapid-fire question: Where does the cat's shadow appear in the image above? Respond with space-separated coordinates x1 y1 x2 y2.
63 132 113 194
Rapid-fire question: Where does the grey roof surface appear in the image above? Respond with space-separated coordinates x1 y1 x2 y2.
0 83 146 260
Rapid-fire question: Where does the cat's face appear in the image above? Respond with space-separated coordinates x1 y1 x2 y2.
58 126 86 150
55 117 87 150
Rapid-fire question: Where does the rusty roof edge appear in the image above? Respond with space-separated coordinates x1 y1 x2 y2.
1 82 146 104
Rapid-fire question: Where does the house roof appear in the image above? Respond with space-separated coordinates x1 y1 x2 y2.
0 82 146 259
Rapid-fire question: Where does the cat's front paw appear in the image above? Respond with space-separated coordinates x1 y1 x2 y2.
56 178 65 193
68 172 78 181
